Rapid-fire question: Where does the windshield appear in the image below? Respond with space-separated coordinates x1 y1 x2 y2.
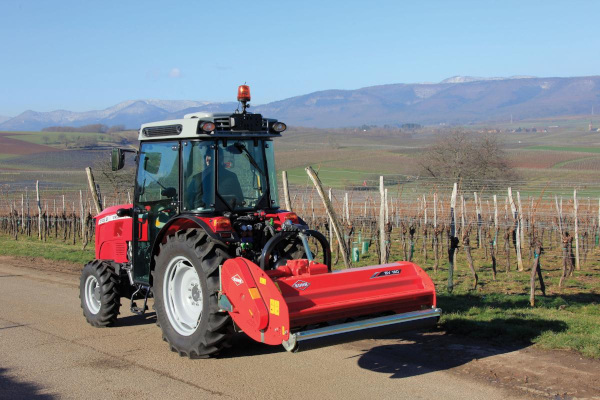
217 139 270 210
183 139 278 212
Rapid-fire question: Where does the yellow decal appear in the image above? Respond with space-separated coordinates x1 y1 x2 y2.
270 299 280 316
248 309 253 317
248 287 261 300
259 277 267 285
282 326 286 336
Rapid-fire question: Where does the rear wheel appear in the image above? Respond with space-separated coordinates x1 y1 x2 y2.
79 260 121 327
153 229 232 358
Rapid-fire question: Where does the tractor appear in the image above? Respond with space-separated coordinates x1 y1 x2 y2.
79 85 441 358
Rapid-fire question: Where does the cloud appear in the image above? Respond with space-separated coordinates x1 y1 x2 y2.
169 68 182 78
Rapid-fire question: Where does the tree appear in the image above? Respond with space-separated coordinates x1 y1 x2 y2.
419 131 514 188
57 133 67 146
94 152 135 201
107 125 126 134
79 136 98 148
42 135 50 145
42 124 108 133
327 136 341 149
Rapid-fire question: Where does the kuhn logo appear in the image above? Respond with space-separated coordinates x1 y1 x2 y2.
231 274 244 286
292 280 310 291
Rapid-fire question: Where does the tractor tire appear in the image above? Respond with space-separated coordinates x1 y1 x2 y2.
79 260 121 327
153 228 232 358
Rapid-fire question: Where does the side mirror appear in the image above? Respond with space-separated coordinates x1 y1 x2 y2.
111 148 125 171
161 187 177 198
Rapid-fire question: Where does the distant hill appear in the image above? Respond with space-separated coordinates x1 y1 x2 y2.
254 76 600 127
2 76 599 130
0 100 236 131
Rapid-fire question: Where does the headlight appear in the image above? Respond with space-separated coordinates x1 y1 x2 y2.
271 122 287 133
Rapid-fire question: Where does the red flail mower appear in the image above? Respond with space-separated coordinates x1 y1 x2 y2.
80 86 440 358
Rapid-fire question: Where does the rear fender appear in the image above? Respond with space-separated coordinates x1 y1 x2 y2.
149 215 237 279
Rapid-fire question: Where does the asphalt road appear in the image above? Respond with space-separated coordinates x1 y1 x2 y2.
0 261 532 400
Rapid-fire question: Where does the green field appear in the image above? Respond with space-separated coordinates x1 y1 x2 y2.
0 153 18 161
528 145 600 153
3 129 137 147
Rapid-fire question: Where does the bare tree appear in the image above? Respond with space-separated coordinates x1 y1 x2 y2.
93 153 135 201
107 125 126 134
419 131 514 188
57 133 67 146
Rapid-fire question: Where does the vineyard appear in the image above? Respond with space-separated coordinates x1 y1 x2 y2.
1 169 600 298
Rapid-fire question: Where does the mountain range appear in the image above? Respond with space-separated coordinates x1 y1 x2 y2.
2 76 599 130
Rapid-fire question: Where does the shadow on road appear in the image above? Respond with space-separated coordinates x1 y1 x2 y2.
115 312 157 327
356 316 567 379
0 367 55 399
218 334 286 358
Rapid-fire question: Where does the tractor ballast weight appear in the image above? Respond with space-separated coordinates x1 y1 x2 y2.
79 85 440 357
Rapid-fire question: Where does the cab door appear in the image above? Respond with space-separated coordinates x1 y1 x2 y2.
133 141 180 284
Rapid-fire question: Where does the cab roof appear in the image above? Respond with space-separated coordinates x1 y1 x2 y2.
138 112 281 141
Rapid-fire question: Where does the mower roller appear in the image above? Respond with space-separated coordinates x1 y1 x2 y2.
79 85 440 358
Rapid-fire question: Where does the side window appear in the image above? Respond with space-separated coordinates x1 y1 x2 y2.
136 141 179 204
183 141 215 211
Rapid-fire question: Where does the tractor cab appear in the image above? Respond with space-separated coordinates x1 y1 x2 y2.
110 86 313 286
137 112 281 215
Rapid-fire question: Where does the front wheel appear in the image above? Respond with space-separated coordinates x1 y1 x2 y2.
79 260 121 327
153 229 232 358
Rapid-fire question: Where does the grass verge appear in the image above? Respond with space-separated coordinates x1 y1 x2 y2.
0 233 94 264
439 292 600 359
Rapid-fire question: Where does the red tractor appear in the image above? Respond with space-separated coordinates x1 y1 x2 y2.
80 86 440 358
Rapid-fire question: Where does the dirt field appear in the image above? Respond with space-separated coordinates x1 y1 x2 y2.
0 132 60 156
1 256 599 399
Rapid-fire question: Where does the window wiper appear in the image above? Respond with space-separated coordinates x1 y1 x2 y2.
234 143 265 177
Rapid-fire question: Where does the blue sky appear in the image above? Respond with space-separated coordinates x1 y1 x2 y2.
1 0 598 116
